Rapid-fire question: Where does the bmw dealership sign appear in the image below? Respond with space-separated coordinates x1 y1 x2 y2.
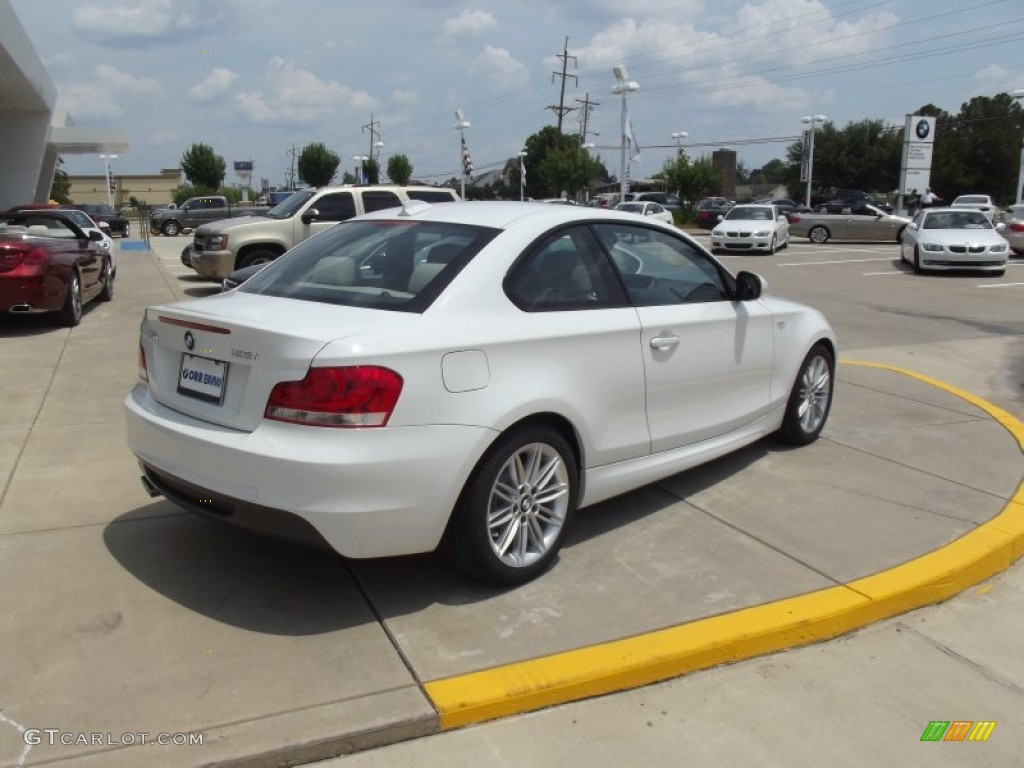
899 114 937 199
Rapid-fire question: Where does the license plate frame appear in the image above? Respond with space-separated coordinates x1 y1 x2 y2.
177 353 228 404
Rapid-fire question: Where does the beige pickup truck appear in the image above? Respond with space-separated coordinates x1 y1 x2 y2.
187 185 459 280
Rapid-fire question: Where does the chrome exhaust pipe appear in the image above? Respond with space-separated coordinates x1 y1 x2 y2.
9 304 32 312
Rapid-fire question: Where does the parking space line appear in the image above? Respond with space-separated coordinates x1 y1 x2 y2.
978 282 1024 289
863 271 908 276
777 257 893 266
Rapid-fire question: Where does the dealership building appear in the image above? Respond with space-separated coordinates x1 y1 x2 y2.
0 0 128 210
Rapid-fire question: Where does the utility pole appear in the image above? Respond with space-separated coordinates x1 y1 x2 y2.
362 114 382 159
286 144 297 189
576 92 599 144
547 36 577 137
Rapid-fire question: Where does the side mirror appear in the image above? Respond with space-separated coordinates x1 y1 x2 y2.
716 214 724 221
300 208 320 225
995 222 1006 233
88 230 104 242
777 215 787 222
735 270 764 301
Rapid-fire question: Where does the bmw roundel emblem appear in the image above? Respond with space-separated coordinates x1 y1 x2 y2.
184 331 195 350
915 119 931 140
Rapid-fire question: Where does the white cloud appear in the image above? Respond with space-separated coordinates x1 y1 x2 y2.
443 9 497 37
471 46 529 90
56 65 161 119
71 0 216 44
234 57 378 125
391 89 418 105
188 68 240 103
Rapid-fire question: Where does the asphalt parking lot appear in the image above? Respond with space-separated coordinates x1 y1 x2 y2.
1 231 1021 767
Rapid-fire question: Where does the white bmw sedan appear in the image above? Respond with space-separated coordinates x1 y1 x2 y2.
900 207 1009 275
710 204 789 254
125 201 836 585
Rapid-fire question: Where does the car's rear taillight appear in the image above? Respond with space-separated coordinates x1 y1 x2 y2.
138 343 149 382
265 366 403 427
788 215 801 223
1009 222 1024 232
0 245 48 272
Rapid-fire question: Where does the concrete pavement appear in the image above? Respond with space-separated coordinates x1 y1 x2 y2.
0 235 1021 767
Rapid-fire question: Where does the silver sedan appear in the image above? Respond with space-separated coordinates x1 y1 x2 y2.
900 208 1009 275
787 204 909 243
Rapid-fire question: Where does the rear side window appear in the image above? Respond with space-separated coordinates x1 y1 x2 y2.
406 190 457 203
506 225 627 311
361 191 403 213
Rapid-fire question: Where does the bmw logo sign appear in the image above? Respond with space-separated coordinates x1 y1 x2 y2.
184 331 195 350
915 119 931 140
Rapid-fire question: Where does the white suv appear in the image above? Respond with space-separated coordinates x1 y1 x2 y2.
189 185 460 280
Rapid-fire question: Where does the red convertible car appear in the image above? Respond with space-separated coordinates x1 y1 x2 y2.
0 210 114 326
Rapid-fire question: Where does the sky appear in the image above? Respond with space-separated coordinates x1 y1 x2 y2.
10 0 1024 188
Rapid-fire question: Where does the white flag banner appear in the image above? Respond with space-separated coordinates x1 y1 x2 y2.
622 100 641 161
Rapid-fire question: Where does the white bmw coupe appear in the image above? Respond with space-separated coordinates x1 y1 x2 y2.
126 201 835 585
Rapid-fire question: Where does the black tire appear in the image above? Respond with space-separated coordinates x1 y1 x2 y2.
767 235 776 255
59 271 83 327
913 246 923 274
778 343 833 446
237 250 279 269
808 226 829 244
991 269 1005 277
162 220 181 237
895 226 906 243
441 425 577 586
98 258 114 302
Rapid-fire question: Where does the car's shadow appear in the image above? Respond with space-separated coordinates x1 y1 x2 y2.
0 301 102 337
103 439 775 633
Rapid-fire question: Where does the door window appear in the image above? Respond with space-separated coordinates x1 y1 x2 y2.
592 224 730 306
314 193 357 222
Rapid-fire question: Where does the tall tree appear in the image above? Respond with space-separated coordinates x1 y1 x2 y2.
180 143 226 190
660 155 721 208
522 126 563 198
50 168 72 204
297 142 340 187
387 154 413 186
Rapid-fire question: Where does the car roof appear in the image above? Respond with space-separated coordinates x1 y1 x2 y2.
356 200 680 232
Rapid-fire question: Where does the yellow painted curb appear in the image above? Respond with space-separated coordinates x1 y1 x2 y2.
424 361 1024 730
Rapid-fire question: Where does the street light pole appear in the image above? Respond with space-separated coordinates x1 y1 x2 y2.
612 65 639 203
100 153 118 208
671 131 688 158
1012 90 1024 204
518 151 527 201
352 155 368 185
454 109 471 199
801 115 827 209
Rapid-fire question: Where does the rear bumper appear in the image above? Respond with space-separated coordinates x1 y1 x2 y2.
124 384 497 559
0 274 62 312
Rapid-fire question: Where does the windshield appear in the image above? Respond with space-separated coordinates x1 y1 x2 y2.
239 219 499 312
954 196 987 205
266 190 316 219
617 203 644 213
922 211 993 230
724 206 773 221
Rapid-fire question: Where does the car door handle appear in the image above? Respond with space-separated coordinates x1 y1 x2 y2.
649 334 680 350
